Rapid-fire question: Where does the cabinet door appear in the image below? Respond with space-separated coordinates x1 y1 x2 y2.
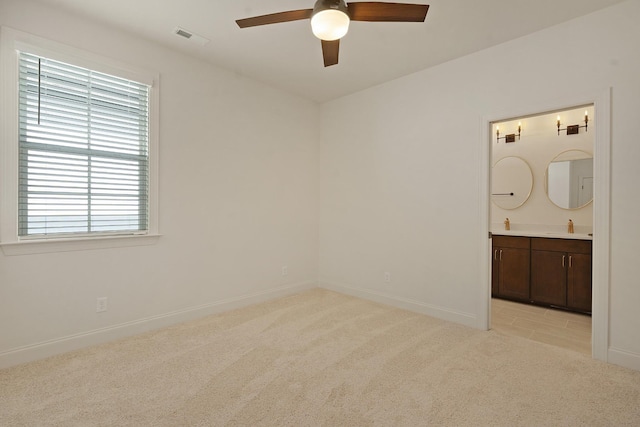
498 247 530 300
531 250 567 306
492 248 500 296
567 253 592 312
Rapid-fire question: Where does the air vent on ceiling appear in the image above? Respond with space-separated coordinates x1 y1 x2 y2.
173 27 210 46
175 28 192 39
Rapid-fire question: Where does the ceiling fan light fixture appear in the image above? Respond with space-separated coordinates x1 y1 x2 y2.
311 0 350 41
236 1 430 67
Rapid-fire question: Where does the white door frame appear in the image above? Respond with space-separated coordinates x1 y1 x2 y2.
477 89 611 362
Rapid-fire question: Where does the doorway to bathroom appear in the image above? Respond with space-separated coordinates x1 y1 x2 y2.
490 106 593 355
480 91 611 362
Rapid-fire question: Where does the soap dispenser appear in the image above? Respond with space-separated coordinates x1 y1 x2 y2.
568 219 574 234
504 218 510 231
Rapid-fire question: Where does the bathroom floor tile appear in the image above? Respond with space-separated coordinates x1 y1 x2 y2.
491 298 592 356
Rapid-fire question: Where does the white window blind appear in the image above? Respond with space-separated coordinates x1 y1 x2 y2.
18 52 150 238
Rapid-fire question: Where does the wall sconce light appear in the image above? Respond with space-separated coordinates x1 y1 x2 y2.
496 122 522 143
557 111 588 135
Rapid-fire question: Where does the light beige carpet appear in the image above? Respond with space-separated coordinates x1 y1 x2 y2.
1 289 639 426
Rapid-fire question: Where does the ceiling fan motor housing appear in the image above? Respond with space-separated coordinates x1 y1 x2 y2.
313 0 350 17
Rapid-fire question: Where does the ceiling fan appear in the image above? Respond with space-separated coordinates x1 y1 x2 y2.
236 1 429 67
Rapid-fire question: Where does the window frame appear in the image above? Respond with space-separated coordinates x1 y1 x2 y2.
1 27 160 255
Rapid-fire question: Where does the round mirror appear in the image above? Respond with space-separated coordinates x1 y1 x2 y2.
546 150 593 209
491 156 533 210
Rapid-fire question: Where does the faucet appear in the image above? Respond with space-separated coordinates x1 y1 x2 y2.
504 218 510 231
568 219 574 234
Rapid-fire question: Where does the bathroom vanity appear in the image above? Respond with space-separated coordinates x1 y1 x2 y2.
490 109 594 315
492 233 592 314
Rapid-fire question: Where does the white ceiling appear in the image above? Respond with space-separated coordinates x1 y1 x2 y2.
32 0 626 103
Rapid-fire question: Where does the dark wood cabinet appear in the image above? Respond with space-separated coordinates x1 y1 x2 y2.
492 236 530 301
531 237 592 313
567 252 592 312
530 250 567 306
492 235 592 314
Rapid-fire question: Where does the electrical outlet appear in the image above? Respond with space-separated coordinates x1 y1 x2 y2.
96 297 108 313
282 266 288 276
384 272 391 282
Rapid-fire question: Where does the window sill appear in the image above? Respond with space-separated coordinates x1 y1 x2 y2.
0 234 161 256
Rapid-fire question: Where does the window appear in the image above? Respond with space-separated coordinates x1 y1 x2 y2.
18 52 149 237
0 28 158 254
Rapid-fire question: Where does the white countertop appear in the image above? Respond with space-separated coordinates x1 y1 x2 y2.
492 229 592 240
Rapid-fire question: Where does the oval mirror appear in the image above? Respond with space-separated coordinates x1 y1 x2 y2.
546 150 593 209
491 156 533 210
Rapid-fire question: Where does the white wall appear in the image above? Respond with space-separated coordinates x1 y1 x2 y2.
0 0 319 367
318 0 640 369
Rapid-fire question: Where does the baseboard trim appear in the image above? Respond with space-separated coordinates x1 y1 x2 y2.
320 280 477 328
0 281 315 370
608 347 640 371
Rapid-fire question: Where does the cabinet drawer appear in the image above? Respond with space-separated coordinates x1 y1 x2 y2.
531 237 591 254
493 235 530 249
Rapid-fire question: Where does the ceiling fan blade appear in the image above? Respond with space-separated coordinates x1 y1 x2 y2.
236 9 313 28
347 2 429 22
321 40 340 67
